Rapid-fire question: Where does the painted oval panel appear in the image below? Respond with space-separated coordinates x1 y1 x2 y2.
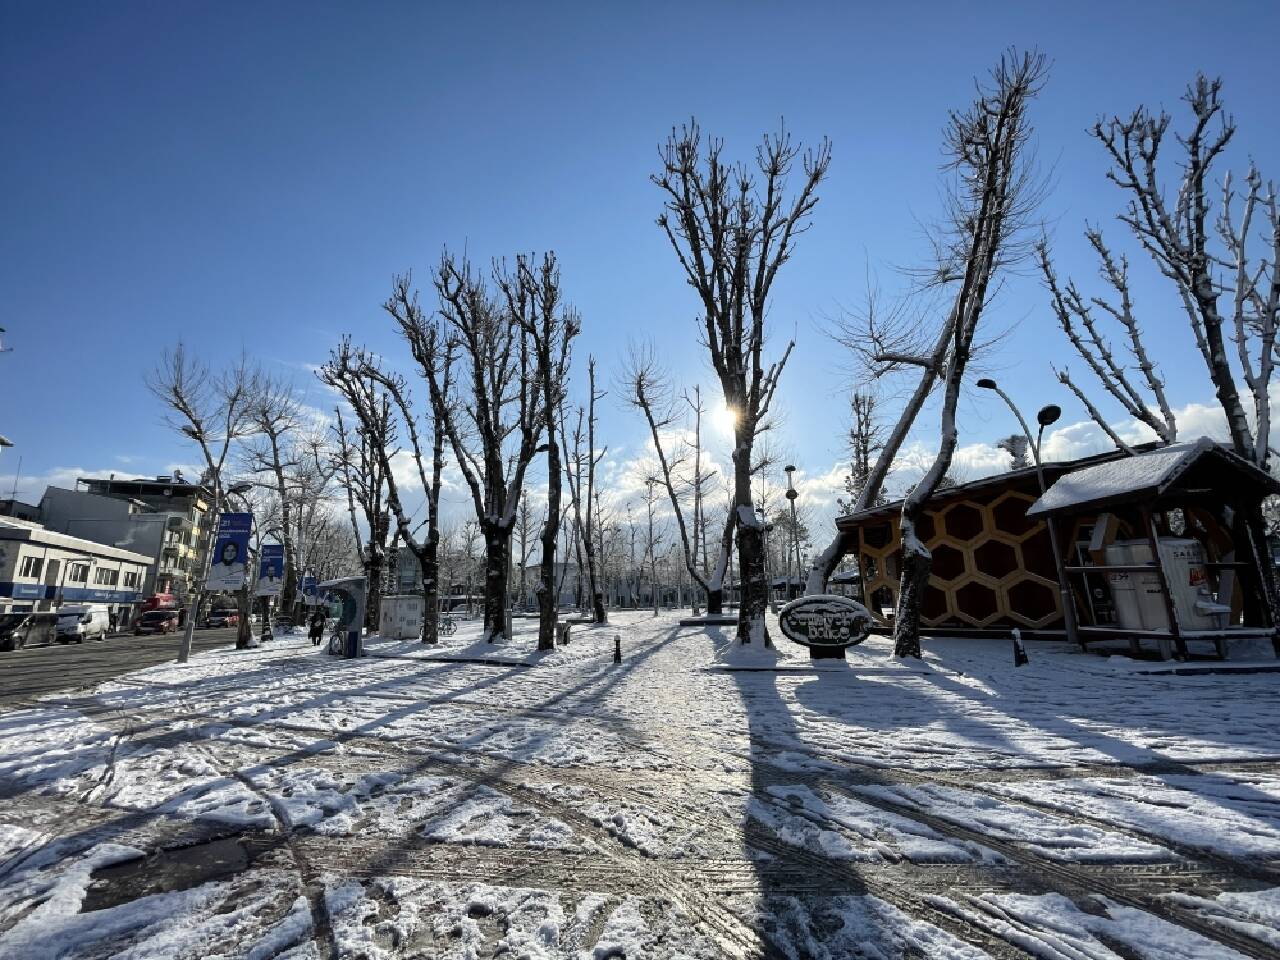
778 595 874 648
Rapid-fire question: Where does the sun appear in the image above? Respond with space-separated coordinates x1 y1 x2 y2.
711 402 739 435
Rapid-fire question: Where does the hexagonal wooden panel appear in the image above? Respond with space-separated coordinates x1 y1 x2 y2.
855 482 1063 630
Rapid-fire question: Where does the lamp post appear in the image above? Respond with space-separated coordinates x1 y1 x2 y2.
976 378 1078 647
178 479 253 663
784 466 803 601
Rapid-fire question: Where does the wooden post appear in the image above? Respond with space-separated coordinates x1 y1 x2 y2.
1235 498 1279 657
1143 508 1186 661
860 535 870 609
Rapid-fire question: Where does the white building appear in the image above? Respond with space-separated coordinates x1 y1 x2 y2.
0 517 152 620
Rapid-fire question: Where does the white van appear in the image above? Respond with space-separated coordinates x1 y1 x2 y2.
55 604 111 643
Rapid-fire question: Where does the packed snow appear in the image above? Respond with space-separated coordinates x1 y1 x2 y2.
1 609 1278 958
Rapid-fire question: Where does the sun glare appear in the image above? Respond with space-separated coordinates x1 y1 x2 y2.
712 402 738 434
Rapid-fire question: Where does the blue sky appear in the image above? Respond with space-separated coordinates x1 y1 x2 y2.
2 1 1277 535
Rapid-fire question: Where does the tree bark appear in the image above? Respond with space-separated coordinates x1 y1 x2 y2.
483 529 510 642
733 433 769 644
892 532 932 659
537 437 561 651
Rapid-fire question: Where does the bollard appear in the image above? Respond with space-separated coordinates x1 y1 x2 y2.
557 621 572 645
1011 627 1029 667
613 633 621 663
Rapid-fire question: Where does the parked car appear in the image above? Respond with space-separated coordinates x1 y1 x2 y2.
204 608 240 629
134 609 180 636
0 613 30 652
55 604 111 643
140 593 177 612
0 612 59 651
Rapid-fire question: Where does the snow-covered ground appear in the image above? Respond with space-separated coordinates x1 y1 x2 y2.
1 610 1279 958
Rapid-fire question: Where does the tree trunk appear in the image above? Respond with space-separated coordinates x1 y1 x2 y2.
893 525 931 659
733 434 769 644
420 541 439 645
483 529 510 642
421 419 446 645
235 584 253 649
537 441 561 651
365 547 382 634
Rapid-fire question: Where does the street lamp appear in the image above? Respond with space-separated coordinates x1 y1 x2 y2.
784 466 803 601
976 378 1077 647
177 479 253 663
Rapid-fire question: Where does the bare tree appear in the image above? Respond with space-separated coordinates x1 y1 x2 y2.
381 275 458 645
515 493 536 612
838 391 886 514
1036 232 1174 449
1088 76 1277 468
642 475 665 615
684 386 713 585
244 372 304 614
289 428 346 609
623 345 735 615
562 358 608 622
654 120 831 643
433 251 546 642
885 51 1046 657
459 519 481 616
148 344 255 656
501 254 579 650
809 287 958 592
1045 75 1280 620
323 365 393 632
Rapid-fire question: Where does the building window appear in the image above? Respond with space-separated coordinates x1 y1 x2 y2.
123 571 140 588
19 556 43 579
95 568 120 586
68 563 90 584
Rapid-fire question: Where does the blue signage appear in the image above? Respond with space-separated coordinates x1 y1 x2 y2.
207 512 253 591
256 544 284 597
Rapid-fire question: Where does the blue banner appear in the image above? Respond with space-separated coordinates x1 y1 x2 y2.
256 543 285 597
206 513 252 591
301 574 319 604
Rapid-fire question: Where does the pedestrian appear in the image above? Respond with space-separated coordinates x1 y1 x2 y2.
108 610 118 634
309 609 326 646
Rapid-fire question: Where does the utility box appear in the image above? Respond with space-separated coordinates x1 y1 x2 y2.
379 594 424 640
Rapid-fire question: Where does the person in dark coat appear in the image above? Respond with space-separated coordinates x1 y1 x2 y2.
309 610 326 646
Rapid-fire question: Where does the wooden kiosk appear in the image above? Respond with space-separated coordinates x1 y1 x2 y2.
1027 438 1279 660
833 438 1279 659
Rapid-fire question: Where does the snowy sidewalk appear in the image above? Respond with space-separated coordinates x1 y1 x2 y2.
1 611 1279 958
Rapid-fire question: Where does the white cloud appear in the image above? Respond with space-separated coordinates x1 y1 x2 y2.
0 465 123 503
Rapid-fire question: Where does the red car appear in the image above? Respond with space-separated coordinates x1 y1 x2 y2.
204 609 240 629
134 609 180 635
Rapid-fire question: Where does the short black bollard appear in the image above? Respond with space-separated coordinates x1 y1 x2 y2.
613 633 621 663
1011 627 1029 667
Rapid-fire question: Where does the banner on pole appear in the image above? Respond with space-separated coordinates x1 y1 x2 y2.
301 574 319 605
256 544 285 597
206 513 252 591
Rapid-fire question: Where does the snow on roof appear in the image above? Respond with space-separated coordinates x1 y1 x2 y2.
1027 437 1217 516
